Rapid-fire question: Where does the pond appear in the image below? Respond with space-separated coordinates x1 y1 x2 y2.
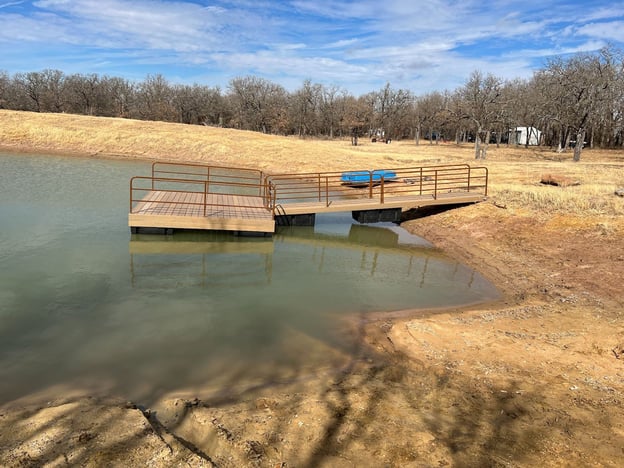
0 152 500 406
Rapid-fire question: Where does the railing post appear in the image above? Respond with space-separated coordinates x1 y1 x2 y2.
325 176 329 206
203 181 207 217
318 174 321 202
369 171 373 199
419 167 423 195
484 167 489 196
380 177 385 204
467 167 471 192
434 170 438 199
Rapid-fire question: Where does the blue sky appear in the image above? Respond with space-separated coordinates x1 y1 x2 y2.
1 0 623 95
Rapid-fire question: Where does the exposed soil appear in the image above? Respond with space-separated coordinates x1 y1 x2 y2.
2 200 623 467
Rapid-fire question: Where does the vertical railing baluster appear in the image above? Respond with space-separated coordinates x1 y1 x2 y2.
380 177 385 204
318 174 321 202
484 167 489 196
325 176 329 206
203 181 207 217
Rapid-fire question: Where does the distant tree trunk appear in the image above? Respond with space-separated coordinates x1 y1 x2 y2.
573 128 585 161
483 131 490 159
414 126 420 145
563 130 572 151
474 131 488 159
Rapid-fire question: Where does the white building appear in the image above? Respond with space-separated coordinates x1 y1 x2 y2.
510 126 541 146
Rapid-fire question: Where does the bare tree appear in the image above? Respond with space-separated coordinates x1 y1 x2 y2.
134 74 176 122
0 71 10 109
457 71 503 159
289 79 322 137
14 71 45 112
539 49 617 160
342 94 373 141
65 73 105 116
103 76 134 118
416 92 447 145
370 83 413 140
319 84 346 139
227 76 288 134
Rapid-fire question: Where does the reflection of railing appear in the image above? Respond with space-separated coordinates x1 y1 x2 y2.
265 164 488 207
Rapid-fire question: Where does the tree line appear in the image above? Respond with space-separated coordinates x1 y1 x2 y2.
1 46 622 160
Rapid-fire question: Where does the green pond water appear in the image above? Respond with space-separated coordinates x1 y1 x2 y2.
0 153 499 405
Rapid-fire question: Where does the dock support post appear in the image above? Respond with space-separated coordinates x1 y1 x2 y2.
275 213 316 227
352 208 402 224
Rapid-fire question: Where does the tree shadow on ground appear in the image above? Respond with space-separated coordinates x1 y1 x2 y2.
1 314 616 467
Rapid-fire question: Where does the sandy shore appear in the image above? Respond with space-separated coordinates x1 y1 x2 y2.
1 112 624 466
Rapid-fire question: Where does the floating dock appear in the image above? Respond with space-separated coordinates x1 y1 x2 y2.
129 162 488 234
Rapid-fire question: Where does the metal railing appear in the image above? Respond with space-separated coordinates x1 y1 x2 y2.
266 164 488 207
131 163 276 217
130 162 488 219
150 162 266 195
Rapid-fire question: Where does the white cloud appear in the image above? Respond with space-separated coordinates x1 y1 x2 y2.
0 1 25 8
576 21 624 42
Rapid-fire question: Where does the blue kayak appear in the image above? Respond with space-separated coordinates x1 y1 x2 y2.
341 169 397 185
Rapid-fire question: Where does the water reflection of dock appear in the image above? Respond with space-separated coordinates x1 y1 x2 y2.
129 237 274 255
129 232 274 289
128 223 488 296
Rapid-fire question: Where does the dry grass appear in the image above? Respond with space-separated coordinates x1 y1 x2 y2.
2 109 623 218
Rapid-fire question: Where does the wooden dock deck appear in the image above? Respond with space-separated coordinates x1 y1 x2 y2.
129 190 275 233
275 191 486 216
129 162 488 234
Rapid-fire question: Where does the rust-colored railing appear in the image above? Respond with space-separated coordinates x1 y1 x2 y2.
130 162 276 217
150 162 266 195
130 162 487 220
266 164 488 207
